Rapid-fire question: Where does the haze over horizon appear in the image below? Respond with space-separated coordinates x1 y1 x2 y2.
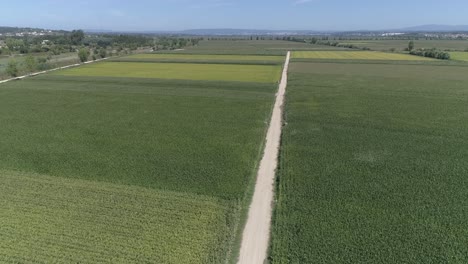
2 0 468 31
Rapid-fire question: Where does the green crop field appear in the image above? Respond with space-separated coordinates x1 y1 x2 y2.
53 62 282 83
0 68 278 262
126 53 284 61
270 62 468 263
112 53 285 65
450 52 468 61
4 38 468 264
170 40 346 55
292 51 433 61
0 170 230 263
338 39 468 52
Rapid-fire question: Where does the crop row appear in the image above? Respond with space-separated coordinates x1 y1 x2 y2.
0 76 276 199
0 170 232 263
270 62 468 263
127 53 285 61
292 51 433 61
450 52 468 61
53 62 282 83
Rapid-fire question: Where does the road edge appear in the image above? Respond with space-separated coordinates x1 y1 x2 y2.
237 51 291 264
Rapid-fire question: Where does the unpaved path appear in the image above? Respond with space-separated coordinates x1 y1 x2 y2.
238 51 290 264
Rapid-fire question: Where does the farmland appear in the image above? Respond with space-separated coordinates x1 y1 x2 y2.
53 62 282 83
124 53 284 62
0 170 231 263
292 50 433 61
3 38 468 264
0 51 280 262
270 61 468 263
450 52 468 61
169 40 346 55
113 53 285 65
336 39 468 52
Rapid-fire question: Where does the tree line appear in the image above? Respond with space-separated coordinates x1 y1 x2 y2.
1 30 200 78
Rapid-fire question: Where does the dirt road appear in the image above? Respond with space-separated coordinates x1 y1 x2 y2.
238 51 290 264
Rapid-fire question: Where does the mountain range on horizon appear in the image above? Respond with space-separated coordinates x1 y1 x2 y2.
96 24 468 35
2 24 468 35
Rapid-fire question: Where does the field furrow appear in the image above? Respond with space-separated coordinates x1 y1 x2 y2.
270 62 468 263
52 62 282 83
292 51 434 61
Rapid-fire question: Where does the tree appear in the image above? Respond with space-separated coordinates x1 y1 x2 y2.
6 60 19 77
24 54 37 72
70 30 85 45
408 40 415 51
99 48 107 58
6 38 24 51
78 48 89 62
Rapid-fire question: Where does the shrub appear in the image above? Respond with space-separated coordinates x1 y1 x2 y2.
24 54 37 72
78 48 89 62
6 60 19 77
99 49 107 59
410 48 450 60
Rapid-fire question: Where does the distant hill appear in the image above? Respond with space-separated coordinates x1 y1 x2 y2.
179 29 322 35
0 26 44 34
398 24 468 32
0 26 67 34
142 26 468 35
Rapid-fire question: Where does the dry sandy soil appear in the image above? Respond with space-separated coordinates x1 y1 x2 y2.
237 51 290 264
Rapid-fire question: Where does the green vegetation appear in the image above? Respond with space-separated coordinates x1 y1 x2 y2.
112 53 285 65
450 52 468 61
410 48 450 60
0 52 80 80
292 51 433 61
129 54 284 61
119 53 285 64
4 38 468 263
0 69 277 262
53 62 282 83
0 76 275 198
0 170 231 263
0 29 200 80
5 59 19 77
408 40 415 51
78 48 90 62
326 39 468 52
171 40 343 55
270 62 468 263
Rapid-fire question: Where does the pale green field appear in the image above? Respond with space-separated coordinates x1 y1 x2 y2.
292 51 433 61
53 62 282 83
0 170 230 263
128 53 284 61
450 52 468 61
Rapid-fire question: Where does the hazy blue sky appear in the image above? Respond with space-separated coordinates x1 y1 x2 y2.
2 0 468 31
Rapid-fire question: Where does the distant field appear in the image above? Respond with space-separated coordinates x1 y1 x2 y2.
53 62 282 83
270 62 468 263
0 76 275 198
292 51 433 61
339 39 468 51
450 52 468 61
127 53 284 61
173 40 345 55
0 170 230 263
0 74 277 262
